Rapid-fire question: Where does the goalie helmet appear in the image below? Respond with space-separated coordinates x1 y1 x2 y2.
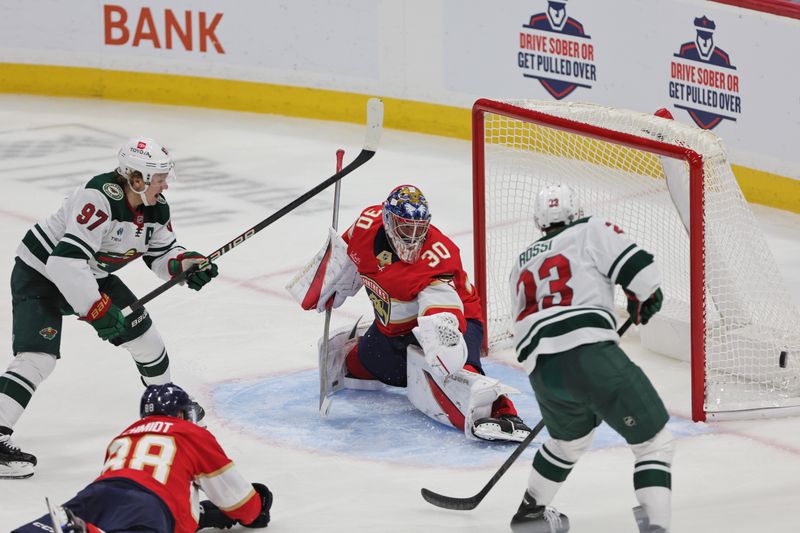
533 184 584 231
117 137 175 185
383 184 431 263
140 383 202 423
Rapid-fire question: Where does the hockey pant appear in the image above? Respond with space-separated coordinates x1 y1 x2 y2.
11 478 174 533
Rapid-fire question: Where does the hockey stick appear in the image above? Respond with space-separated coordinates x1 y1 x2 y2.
319 148 345 417
121 98 384 317
421 317 634 511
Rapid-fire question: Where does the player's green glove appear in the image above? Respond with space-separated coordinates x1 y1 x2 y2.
80 293 127 340
168 251 219 291
625 288 663 325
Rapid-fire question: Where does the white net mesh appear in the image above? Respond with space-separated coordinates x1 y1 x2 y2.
477 99 800 417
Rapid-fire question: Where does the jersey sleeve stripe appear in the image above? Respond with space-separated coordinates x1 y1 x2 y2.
62 232 97 256
615 250 655 289
606 243 637 280
21 230 51 264
146 240 178 254
51 241 92 260
33 224 56 250
516 310 616 362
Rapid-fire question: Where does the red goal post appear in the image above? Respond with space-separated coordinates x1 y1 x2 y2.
471 98 800 422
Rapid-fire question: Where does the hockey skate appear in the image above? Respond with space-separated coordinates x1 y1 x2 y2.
472 414 532 442
510 491 570 533
46 498 87 533
633 505 669 532
0 427 36 479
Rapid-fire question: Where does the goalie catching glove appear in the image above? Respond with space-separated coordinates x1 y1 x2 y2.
625 287 663 325
412 313 468 379
168 251 219 291
286 227 362 312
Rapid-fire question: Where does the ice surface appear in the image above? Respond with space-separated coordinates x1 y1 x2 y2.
0 95 798 532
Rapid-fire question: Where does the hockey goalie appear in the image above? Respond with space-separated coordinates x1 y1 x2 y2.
288 184 532 442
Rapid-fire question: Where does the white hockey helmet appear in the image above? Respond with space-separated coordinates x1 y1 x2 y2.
117 137 175 186
533 184 584 231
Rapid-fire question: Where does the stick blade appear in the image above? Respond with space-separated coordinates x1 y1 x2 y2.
364 98 384 152
420 487 480 511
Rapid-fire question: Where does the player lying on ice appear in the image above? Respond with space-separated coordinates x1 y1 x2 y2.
289 184 532 442
12 383 273 533
0 137 218 479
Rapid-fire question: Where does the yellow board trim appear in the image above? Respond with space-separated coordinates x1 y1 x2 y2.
2 62 797 213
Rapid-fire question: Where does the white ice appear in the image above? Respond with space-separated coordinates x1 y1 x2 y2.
1 95 799 532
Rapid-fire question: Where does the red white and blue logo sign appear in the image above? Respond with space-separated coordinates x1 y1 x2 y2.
669 16 742 130
518 0 597 100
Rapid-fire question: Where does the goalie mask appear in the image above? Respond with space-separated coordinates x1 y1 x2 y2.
140 383 202 424
383 184 431 263
533 184 584 231
117 137 175 206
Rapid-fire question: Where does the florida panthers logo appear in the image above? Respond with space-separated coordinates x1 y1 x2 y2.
362 276 391 326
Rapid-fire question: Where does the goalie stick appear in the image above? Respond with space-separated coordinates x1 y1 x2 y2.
420 318 633 511
121 98 384 317
319 148 345 417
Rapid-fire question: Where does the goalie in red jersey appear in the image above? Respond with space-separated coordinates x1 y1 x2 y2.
12 383 272 533
289 184 531 442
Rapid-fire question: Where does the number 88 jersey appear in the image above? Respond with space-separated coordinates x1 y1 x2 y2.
509 216 661 373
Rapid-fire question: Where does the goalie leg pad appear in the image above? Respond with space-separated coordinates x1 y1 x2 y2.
0 352 56 428
319 321 371 395
406 345 510 440
120 327 171 385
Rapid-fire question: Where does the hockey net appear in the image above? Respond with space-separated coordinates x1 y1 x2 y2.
473 98 800 421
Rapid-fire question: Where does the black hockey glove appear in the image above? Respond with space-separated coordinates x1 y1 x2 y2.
241 483 273 528
625 288 663 325
197 500 236 530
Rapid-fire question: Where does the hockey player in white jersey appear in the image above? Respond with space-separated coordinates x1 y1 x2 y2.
0 137 218 479
508 185 674 533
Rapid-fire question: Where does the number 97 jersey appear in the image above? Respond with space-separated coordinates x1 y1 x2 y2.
509 216 660 373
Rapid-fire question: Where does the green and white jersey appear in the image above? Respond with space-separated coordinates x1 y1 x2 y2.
510 216 661 373
16 172 186 316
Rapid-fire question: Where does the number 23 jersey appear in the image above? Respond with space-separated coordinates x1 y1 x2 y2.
343 205 482 336
510 216 660 373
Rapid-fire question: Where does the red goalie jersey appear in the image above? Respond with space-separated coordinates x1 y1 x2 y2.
95 415 261 533
343 205 482 336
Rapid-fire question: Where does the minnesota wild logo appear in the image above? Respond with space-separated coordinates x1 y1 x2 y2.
102 182 124 201
39 327 58 340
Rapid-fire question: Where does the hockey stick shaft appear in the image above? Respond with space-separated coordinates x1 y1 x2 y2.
420 317 633 511
319 148 345 417
121 99 384 316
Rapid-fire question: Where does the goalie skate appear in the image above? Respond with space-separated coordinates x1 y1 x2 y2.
472 414 532 443
0 428 36 479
